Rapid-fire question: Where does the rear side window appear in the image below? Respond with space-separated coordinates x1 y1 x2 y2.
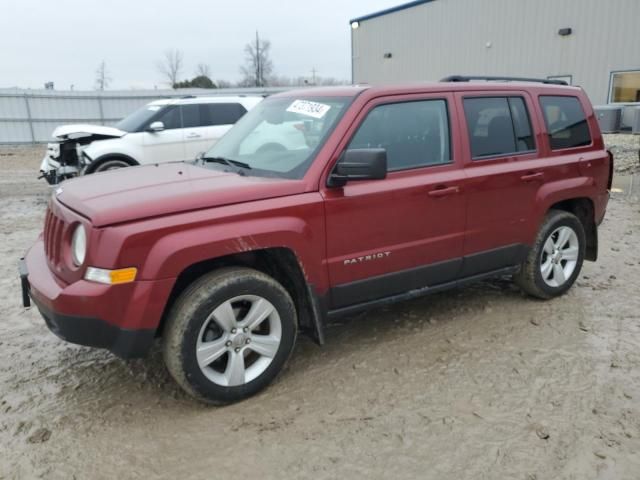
539 96 591 150
181 104 201 128
463 96 535 159
201 103 247 126
348 99 451 171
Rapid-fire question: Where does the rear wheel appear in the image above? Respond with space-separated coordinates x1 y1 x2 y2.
515 209 586 299
163 268 297 404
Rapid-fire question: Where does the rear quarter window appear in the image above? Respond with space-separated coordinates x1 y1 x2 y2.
539 96 591 150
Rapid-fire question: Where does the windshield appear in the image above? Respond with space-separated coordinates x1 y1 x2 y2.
115 103 166 132
203 96 351 179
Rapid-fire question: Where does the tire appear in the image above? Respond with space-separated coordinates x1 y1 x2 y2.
90 158 131 173
163 267 297 404
515 209 586 299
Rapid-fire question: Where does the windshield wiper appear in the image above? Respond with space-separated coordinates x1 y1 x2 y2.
201 156 251 171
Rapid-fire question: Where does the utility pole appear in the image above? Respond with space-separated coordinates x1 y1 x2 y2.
310 68 317 85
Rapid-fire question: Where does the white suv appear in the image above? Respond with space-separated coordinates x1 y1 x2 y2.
39 96 263 184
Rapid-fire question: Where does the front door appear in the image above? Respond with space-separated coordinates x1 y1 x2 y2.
322 94 467 309
142 105 185 163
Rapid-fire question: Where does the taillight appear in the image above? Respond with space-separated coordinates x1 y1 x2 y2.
606 149 614 191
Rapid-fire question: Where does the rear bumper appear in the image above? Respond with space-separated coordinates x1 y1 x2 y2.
21 239 175 358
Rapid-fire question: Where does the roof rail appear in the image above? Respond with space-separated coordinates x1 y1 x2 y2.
441 75 568 86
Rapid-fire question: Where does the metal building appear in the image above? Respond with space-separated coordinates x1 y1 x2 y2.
350 0 640 106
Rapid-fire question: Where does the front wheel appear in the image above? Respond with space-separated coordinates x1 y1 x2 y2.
91 158 131 173
163 268 297 404
515 209 586 299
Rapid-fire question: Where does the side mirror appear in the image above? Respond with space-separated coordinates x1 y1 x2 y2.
147 121 165 132
328 148 387 187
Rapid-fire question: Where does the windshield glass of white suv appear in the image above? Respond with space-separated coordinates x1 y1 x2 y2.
115 104 165 132
203 96 350 179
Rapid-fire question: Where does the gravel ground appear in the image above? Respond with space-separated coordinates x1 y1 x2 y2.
604 134 640 174
0 142 639 479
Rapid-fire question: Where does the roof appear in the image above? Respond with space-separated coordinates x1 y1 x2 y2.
274 81 580 102
147 96 265 108
349 0 437 24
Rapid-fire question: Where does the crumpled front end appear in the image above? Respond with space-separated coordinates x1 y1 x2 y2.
39 140 88 185
39 124 127 185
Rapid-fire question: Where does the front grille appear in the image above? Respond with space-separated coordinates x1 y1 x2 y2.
43 207 65 268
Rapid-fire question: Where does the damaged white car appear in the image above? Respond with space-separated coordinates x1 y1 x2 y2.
39 95 263 184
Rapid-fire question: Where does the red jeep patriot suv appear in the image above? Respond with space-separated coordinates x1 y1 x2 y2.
20 77 613 404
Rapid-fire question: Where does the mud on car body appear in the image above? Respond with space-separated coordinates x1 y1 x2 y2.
22 77 613 404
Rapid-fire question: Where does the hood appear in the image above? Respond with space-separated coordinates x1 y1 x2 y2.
56 162 307 227
52 124 127 140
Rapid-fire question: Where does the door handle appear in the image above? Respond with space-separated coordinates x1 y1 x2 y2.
428 186 460 197
520 172 544 182
186 132 202 139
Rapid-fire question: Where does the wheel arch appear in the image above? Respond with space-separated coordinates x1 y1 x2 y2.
157 247 326 345
548 197 597 261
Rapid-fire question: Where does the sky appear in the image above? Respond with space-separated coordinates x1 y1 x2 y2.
0 0 400 90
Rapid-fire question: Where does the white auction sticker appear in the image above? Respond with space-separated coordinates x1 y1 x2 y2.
286 100 331 119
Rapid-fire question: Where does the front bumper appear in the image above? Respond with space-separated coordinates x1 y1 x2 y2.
20 239 175 358
39 153 80 185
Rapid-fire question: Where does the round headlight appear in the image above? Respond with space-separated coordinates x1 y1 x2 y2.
71 224 87 266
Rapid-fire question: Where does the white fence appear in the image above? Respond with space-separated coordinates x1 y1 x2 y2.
0 87 284 144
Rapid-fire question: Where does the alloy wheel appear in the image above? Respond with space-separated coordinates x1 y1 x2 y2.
195 295 282 387
540 226 580 287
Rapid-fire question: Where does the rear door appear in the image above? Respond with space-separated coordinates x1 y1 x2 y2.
457 92 547 276
141 105 185 163
322 93 467 309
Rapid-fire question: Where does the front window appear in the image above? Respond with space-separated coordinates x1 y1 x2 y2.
116 104 167 132
609 71 640 103
203 96 351 179
347 99 451 171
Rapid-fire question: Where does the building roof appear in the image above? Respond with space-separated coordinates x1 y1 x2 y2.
349 0 437 24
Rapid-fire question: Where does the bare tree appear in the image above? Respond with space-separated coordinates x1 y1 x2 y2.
268 75 293 87
95 61 112 90
239 31 273 87
196 63 212 78
319 76 346 86
156 49 184 87
216 79 233 88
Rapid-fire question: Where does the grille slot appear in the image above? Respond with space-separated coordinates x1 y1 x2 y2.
43 207 66 267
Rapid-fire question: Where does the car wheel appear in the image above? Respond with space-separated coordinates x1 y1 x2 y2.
515 209 586 299
163 267 297 404
92 158 131 173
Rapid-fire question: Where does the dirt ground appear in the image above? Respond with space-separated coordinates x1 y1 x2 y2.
0 141 639 480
